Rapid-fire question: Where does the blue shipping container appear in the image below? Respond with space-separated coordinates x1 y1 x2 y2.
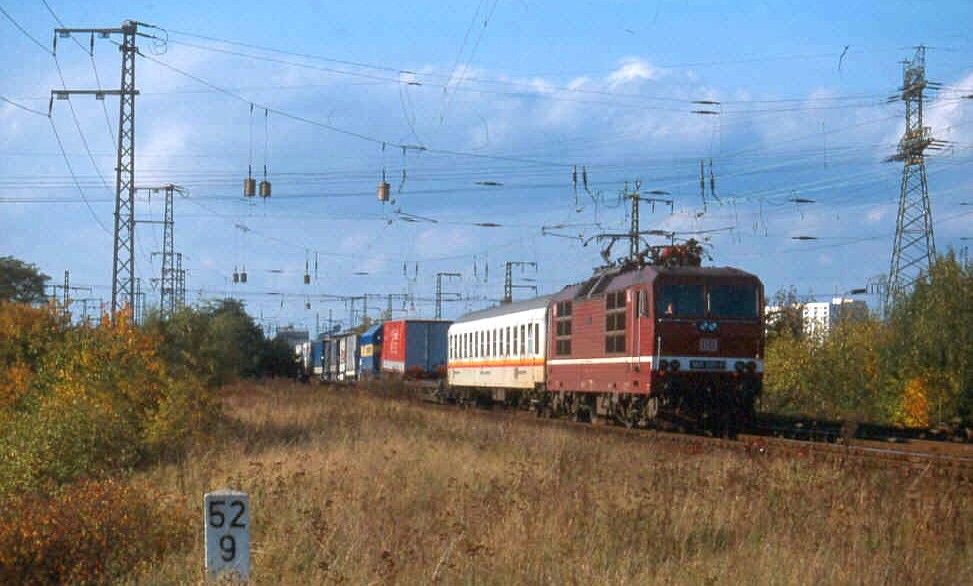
358 323 383 376
382 320 451 378
310 340 324 377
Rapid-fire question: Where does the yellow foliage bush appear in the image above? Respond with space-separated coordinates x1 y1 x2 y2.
895 377 931 428
0 303 221 495
0 479 193 585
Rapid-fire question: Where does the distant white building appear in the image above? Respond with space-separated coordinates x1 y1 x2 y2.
275 325 309 351
766 297 868 339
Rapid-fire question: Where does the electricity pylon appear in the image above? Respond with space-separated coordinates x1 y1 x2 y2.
52 21 144 319
503 261 537 304
886 46 945 308
143 184 184 319
435 272 461 319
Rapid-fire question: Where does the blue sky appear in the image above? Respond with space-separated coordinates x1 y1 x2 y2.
2 0 971 334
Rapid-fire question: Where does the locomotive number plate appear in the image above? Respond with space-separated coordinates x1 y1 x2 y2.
690 359 726 370
699 338 718 352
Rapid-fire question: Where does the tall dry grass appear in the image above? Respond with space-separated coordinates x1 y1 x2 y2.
126 381 972 585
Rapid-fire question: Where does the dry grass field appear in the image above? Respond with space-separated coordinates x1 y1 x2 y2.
125 381 972 585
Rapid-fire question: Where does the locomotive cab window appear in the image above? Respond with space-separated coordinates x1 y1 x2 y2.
708 285 758 318
657 284 705 317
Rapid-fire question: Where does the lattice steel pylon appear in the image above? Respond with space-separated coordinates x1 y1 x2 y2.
175 253 186 310
502 261 537 304
52 21 142 319
435 272 461 319
112 22 138 318
143 184 184 318
160 185 175 316
886 46 938 308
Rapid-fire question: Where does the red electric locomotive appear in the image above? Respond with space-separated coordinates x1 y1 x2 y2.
542 242 764 433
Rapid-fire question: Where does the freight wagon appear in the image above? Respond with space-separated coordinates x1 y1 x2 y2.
381 319 451 379
337 331 359 382
322 335 342 382
358 323 383 379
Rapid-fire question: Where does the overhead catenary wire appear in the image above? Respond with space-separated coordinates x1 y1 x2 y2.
47 116 111 235
1 95 49 117
40 0 115 141
17 24 972 314
0 3 53 55
439 0 501 125
161 28 907 107
134 47 573 169
159 35 892 115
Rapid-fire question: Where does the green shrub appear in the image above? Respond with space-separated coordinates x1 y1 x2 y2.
0 305 220 495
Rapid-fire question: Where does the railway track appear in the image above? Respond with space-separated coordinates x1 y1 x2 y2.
361 381 973 480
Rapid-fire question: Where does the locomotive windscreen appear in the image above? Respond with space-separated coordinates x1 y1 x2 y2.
657 284 705 316
657 282 759 318
709 285 759 318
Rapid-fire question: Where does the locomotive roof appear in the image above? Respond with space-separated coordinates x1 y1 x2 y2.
452 294 554 324
554 264 760 302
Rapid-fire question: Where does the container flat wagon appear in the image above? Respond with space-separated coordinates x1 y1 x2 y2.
381 319 451 379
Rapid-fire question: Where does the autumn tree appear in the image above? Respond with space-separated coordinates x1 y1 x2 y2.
765 286 804 340
885 251 972 424
0 256 49 304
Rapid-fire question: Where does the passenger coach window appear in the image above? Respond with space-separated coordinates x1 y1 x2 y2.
710 285 758 318
657 284 705 316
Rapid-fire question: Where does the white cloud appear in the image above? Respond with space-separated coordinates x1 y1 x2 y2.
927 71 973 146
607 57 660 88
567 76 590 90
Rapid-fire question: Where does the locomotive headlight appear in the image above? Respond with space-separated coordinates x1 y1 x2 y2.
734 361 746 372
670 360 681 372
746 361 757 373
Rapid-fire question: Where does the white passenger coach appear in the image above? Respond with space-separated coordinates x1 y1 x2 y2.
447 295 551 401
